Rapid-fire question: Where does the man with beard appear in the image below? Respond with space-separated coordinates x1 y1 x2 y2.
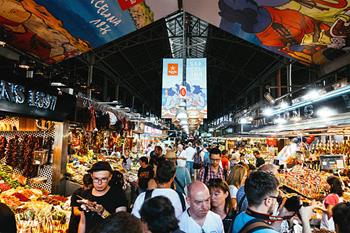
179 181 224 233
77 161 127 233
233 171 313 233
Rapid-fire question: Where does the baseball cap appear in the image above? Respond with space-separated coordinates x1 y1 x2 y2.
88 161 113 173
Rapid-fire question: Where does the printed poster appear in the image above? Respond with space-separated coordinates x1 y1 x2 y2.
161 58 183 119
185 58 207 119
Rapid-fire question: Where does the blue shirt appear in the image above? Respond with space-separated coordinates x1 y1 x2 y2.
175 166 191 194
236 186 248 213
232 212 278 233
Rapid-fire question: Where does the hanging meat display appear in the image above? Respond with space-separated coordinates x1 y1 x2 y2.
6 136 20 168
0 136 7 159
21 135 34 176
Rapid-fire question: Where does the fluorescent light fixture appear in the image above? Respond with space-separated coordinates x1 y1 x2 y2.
19 64 30 69
291 116 301 122
317 107 337 118
303 89 320 100
50 82 66 87
273 85 350 115
262 107 274 117
279 101 289 109
239 118 249 124
274 118 287 124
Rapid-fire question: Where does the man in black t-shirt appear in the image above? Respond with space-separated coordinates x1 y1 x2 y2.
149 146 164 168
77 161 127 233
254 150 265 168
137 156 154 193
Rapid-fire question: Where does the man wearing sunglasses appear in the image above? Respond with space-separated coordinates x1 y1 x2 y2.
77 161 127 233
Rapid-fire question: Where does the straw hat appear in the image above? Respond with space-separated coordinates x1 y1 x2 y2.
165 150 177 160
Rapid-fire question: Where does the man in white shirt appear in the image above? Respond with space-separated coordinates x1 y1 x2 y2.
131 159 187 220
177 144 187 167
185 142 196 177
179 181 223 233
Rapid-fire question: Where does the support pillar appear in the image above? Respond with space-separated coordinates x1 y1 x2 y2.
52 122 69 195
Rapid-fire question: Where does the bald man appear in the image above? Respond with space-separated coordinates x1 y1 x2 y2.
179 181 224 233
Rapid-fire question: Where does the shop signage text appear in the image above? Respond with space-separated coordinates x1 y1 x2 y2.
0 80 57 111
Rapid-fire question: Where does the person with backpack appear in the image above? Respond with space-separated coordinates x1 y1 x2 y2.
165 149 192 195
202 144 210 168
193 142 204 180
232 171 314 233
198 147 224 185
131 159 187 220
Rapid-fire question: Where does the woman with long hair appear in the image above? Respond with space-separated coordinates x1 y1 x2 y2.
226 164 248 210
208 178 234 233
320 176 344 231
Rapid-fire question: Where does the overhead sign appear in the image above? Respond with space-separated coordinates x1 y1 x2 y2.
185 58 207 118
161 58 183 119
184 0 350 64
0 80 75 121
0 0 178 63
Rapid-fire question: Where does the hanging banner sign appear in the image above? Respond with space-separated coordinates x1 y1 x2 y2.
161 58 183 119
0 0 178 63
0 80 75 121
185 58 207 119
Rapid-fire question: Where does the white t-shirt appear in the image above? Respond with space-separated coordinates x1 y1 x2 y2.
185 146 196 162
131 188 187 219
229 185 238 199
177 150 187 167
179 209 224 233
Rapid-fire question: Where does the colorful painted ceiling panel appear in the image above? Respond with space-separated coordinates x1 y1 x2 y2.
0 0 177 63
184 0 350 64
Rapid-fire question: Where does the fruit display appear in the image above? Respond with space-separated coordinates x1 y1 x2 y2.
279 165 329 200
0 164 22 189
0 187 70 233
66 153 139 189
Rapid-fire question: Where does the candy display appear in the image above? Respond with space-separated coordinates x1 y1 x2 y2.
279 165 329 200
0 170 70 233
0 187 70 233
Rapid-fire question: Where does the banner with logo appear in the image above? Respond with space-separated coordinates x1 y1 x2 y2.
161 58 183 119
185 58 207 119
184 0 350 65
0 0 177 63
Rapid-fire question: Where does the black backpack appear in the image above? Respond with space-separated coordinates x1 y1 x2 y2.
144 189 186 212
193 147 203 169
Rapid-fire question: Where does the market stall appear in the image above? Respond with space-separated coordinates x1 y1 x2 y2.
0 78 76 232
